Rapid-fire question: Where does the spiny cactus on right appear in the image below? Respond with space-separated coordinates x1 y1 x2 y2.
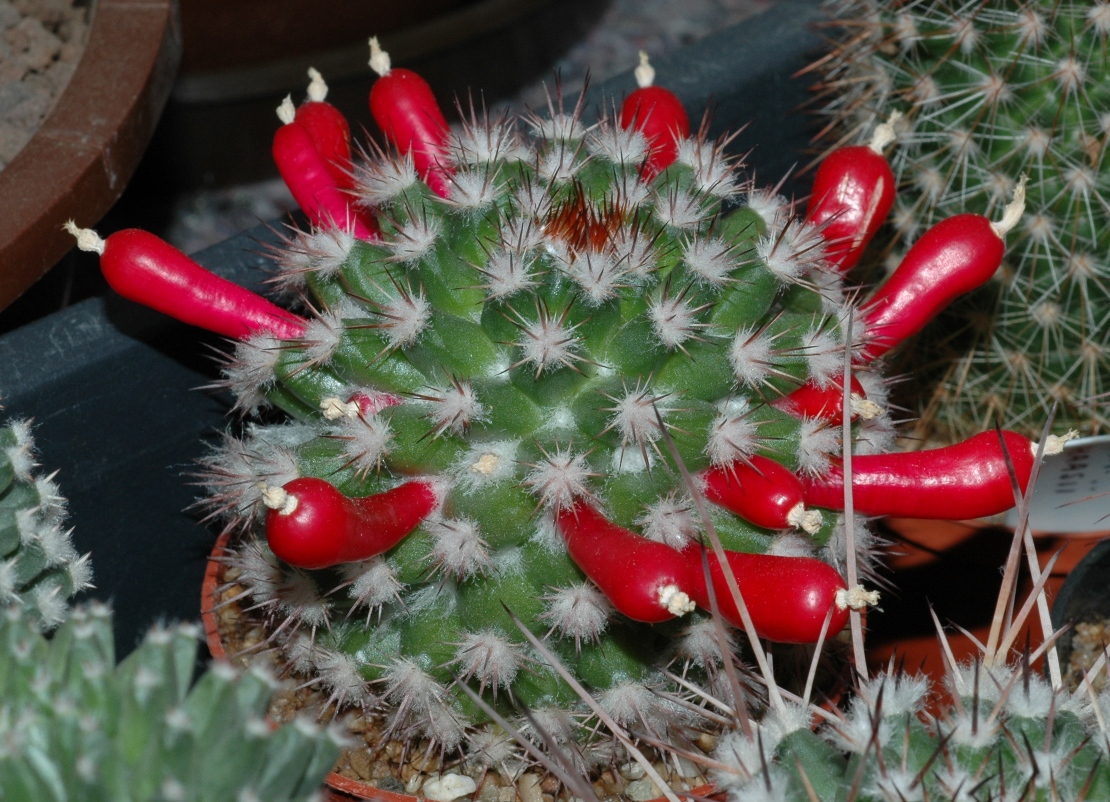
0 417 92 629
707 659 1110 801
813 0 1110 443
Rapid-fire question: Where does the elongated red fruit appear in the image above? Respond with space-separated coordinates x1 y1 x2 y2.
265 477 436 569
273 118 379 240
620 52 690 182
66 224 305 340
294 69 354 189
683 546 849 643
799 430 1050 520
860 177 1024 361
556 500 696 623
368 37 453 198
806 116 898 272
771 373 874 424
702 455 820 533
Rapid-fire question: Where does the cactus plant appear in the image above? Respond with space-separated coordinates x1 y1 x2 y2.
68 47 1066 782
812 0 1110 443
0 599 343 800
0 417 92 630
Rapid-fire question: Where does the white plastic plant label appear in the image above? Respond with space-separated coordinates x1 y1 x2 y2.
1007 435 1110 534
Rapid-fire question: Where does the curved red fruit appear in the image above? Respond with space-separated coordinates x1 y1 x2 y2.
772 373 868 424
266 477 436 569
556 500 695 623
702 456 807 531
100 229 305 340
294 100 354 189
273 123 379 239
807 145 895 273
370 67 453 198
683 547 849 643
860 214 1003 361
799 430 1035 520
620 85 690 181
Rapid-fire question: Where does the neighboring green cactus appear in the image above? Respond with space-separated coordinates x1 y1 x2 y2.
814 0 1110 443
0 600 343 800
708 659 1110 801
0 418 92 630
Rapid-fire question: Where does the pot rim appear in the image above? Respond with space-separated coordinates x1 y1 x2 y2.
0 0 181 310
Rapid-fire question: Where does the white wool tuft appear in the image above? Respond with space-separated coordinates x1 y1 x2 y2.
445 166 501 210
802 326 844 388
636 494 698 550
539 582 613 648
707 406 759 465
332 413 393 474
560 249 626 306
648 292 701 349
342 559 403 615
301 310 343 364
654 185 708 230
480 248 538 299
451 630 525 691
683 236 736 285
424 381 485 436
522 444 594 511
223 333 284 412
451 439 521 491
315 648 377 709
354 153 417 206
586 116 648 165
676 137 740 198
386 209 441 264
795 417 841 477
427 517 492 579
729 327 773 389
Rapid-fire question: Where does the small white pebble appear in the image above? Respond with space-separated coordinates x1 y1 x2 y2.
422 773 478 802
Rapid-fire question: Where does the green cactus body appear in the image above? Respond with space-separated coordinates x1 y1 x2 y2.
817 0 1110 441
200 96 892 762
0 419 92 629
710 666 1110 802
0 601 341 800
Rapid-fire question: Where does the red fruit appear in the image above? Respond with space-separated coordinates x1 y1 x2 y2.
860 213 1005 361
771 373 872 424
71 225 306 341
799 430 1038 520
265 477 436 569
556 500 696 623
807 145 895 273
368 39 453 198
702 455 816 532
684 547 850 643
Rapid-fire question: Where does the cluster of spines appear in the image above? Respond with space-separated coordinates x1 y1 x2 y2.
0 600 342 800
706 655 1110 802
813 0 1110 441
0 418 92 629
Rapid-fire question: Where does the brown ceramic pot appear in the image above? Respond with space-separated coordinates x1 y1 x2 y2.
0 0 181 310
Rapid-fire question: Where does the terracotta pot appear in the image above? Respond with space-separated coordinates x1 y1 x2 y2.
866 517 1101 690
0 0 181 310
202 531 720 802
